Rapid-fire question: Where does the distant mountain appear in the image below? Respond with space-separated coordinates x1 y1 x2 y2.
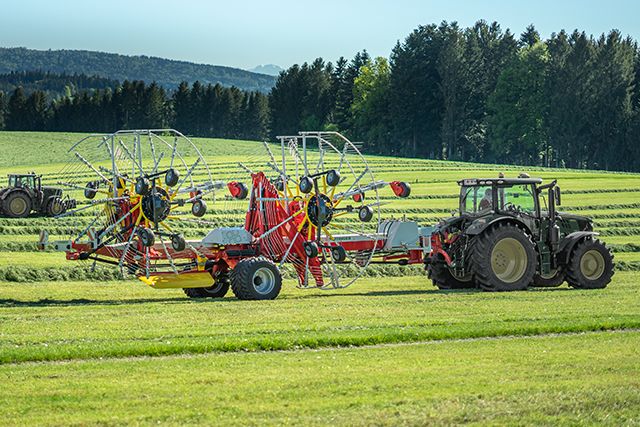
0 47 277 92
248 64 284 76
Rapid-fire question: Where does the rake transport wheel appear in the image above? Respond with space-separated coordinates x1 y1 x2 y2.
471 223 536 291
3 191 31 218
566 239 614 289
183 272 230 298
231 257 282 300
428 254 475 290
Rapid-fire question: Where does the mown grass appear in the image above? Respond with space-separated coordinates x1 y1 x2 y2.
1 131 640 424
1 272 639 364
0 131 262 169
0 331 638 426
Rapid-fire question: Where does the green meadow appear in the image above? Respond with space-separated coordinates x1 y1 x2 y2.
0 131 639 425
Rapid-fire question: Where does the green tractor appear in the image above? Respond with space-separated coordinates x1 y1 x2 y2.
0 173 76 218
426 174 614 291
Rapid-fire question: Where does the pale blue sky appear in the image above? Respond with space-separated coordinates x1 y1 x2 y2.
1 0 638 69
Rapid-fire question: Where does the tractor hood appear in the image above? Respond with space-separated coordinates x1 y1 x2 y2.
41 186 63 197
541 210 591 223
542 210 593 232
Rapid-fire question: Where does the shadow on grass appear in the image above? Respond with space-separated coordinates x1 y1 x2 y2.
0 296 232 307
286 288 479 299
0 285 578 307
286 286 575 300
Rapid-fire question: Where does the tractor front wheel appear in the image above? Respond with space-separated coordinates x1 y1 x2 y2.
46 197 66 217
566 239 614 289
3 191 31 218
471 223 536 291
231 257 282 300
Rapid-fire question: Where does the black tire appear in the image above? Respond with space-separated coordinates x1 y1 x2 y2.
84 182 98 199
398 182 411 198
358 205 373 222
165 168 179 187
326 169 341 187
566 239 614 289
428 255 475 289
236 182 249 199
532 269 565 287
183 273 230 298
46 197 66 217
138 228 155 247
3 191 31 218
230 257 282 300
331 245 347 262
304 241 319 258
171 234 186 252
192 199 207 217
471 223 536 291
135 177 150 195
299 176 313 194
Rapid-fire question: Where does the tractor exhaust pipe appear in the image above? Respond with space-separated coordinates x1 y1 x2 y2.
548 187 560 254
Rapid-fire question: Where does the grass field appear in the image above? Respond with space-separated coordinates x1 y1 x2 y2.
0 131 639 425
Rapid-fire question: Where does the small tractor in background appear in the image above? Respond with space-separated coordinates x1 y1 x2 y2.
426 174 615 291
0 173 76 218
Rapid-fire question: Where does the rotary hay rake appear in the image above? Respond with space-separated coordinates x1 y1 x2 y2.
43 130 426 300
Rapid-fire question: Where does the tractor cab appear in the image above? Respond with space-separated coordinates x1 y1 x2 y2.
458 177 544 218
8 173 41 192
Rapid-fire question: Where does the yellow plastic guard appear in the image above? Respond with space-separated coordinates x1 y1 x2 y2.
138 271 212 289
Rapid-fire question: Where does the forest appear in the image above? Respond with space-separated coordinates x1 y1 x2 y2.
0 21 639 171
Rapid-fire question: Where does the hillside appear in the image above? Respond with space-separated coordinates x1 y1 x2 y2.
0 47 277 92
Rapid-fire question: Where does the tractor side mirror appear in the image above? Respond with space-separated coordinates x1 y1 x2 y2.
555 187 561 206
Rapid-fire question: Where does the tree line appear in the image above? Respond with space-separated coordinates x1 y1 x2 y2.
0 70 118 99
269 22 640 172
0 21 639 171
0 79 270 140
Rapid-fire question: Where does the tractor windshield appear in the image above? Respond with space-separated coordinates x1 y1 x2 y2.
497 184 537 214
460 185 494 214
9 175 36 188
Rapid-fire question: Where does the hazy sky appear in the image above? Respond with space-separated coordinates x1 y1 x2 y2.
1 0 639 70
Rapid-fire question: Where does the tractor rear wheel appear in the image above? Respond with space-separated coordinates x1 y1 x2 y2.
566 239 614 289
183 273 230 298
231 257 282 300
428 255 475 289
471 223 536 291
3 191 31 218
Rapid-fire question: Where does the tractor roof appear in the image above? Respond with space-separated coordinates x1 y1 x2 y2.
457 177 543 186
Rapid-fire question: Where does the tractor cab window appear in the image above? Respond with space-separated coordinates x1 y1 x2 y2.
10 176 35 188
461 185 494 214
498 184 536 214
23 176 35 188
